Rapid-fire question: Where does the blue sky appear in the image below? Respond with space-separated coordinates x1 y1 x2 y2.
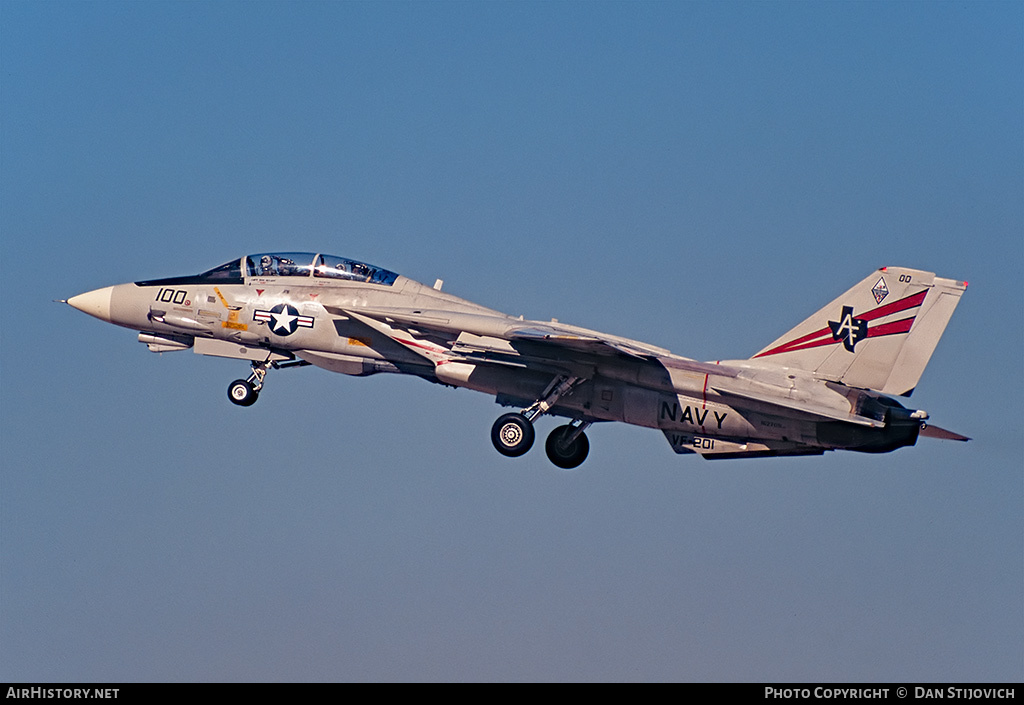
2 1 1021 682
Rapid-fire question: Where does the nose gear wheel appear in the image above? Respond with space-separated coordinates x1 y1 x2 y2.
228 379 259 406
226 360 269 407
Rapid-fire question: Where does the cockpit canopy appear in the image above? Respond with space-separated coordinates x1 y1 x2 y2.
246 253 398 285
140 252 399 287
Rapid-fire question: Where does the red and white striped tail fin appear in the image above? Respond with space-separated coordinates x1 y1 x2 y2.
750 267 967 396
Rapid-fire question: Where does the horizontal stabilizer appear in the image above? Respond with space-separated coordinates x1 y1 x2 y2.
919 424 970 442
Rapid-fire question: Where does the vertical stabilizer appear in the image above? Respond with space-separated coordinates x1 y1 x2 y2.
750 268 966 395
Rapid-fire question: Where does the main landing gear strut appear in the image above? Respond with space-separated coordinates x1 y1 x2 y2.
490 376 592 469
227 359 309 407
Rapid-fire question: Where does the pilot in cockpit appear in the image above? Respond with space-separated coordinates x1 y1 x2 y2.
278 258 296 276
352 262 370 281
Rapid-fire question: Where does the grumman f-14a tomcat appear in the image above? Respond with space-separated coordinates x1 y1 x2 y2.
63 252 968 468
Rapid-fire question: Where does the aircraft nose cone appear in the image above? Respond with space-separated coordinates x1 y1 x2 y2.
67 286 114 322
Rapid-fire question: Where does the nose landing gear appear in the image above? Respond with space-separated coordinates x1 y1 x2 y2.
226 359 309 407
227 360 269 407
228 378 259 406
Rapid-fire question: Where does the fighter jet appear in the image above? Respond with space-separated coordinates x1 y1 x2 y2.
63 253 969 467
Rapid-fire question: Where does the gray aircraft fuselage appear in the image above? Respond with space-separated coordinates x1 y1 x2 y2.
65 252 968 466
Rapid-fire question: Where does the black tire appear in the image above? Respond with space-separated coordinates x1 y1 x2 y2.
491 413 535 457
228 379 258 407
545 425 590 469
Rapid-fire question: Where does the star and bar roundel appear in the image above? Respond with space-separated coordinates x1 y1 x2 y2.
253 304 315 336
754 289 927 358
